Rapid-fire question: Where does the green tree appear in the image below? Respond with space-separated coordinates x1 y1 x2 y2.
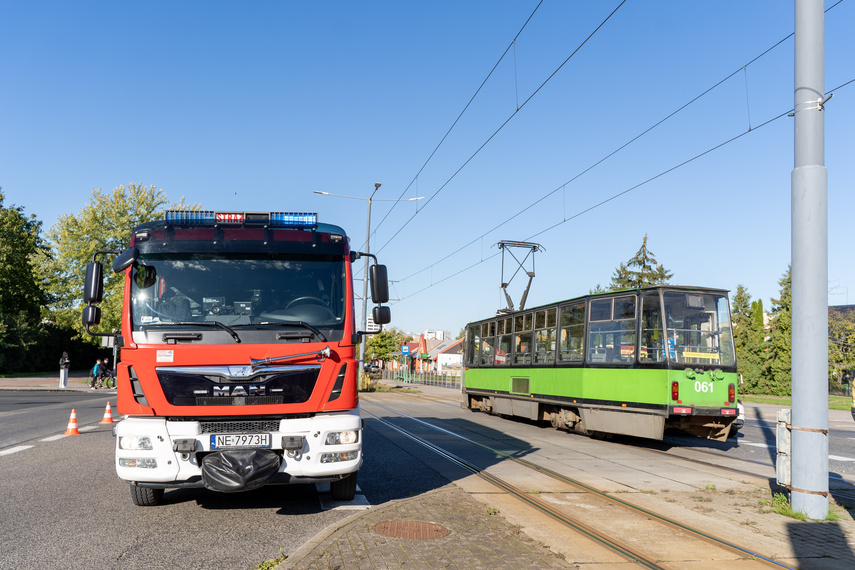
731 285 767 393
765 267 792 396
365 327 405 362
828 307 855 390
0 190 49 372
609 235 673 290
38 183 196 338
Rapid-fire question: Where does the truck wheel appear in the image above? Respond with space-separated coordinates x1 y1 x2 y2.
330 472 357 501
130 485 164 507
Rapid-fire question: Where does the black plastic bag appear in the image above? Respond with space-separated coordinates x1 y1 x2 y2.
201 449 281 492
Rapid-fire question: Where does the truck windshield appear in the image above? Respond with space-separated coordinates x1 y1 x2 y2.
130 253 347 334
663 291 735 367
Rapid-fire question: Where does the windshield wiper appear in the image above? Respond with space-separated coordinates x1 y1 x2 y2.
142 321 242 343
233 321 327 342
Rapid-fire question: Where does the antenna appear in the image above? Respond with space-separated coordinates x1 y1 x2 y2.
495 240 543 313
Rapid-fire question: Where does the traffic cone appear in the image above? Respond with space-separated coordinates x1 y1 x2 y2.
99 402 114 424
64 409 80 435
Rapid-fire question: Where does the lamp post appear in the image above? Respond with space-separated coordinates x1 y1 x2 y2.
314 185 423 373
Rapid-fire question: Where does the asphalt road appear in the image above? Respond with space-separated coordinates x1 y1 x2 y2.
0 391 452 570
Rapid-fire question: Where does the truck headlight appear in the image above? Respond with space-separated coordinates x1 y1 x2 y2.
119 436 153 450
325 430 359 445
320 451 359 463
118 458 158 469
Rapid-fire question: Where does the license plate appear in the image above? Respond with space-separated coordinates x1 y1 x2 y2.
210 433 271 449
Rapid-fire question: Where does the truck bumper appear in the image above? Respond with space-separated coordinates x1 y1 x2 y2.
115 409 362 489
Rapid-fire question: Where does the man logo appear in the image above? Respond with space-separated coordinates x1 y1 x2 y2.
212 385 266 397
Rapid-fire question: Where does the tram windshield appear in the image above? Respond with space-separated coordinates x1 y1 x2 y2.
663 291 734 367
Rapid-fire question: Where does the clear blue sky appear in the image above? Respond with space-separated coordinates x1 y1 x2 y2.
2 1 854 336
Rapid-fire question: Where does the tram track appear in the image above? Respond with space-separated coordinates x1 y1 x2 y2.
363 398 792 569
393 385 855 504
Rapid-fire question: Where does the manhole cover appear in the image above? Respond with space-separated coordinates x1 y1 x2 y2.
374 521 450 540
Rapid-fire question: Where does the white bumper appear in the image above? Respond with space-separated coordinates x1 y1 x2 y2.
115 409 362 486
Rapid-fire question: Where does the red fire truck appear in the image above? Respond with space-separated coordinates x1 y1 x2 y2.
82 211 390 506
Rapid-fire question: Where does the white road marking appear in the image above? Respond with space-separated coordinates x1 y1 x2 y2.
40 434 68 442
0 446 34 456
741 442 855 462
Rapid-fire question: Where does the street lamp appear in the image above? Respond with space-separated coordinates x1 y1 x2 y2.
313 185 423 372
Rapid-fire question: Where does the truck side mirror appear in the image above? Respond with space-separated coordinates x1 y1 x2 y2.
370 264 389 304
373 305 391 325
82 304 102 328
84 262 104 304
112 247 139 273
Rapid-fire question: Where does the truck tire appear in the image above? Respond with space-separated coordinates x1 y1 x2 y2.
330 472 357 501
130 485 164 507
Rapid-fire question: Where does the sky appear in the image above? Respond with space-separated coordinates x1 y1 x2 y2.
2 1 854 337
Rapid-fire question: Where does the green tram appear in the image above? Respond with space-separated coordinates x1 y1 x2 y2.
462 286 739 441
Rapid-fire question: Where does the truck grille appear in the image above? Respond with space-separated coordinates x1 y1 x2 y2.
195 396 283 406
200 420 281 433
156 366 320 407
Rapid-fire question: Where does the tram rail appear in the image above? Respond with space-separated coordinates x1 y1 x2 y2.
363 398 793 568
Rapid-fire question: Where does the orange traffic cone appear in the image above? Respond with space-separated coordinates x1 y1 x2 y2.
64 409 80 435
99 402 114 424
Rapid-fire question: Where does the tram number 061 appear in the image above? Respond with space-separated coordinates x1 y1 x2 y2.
694 381 714 394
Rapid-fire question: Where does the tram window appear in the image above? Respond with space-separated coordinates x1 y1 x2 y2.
534 328 555 364
466 324 481 366
495 334 511 366
587 296 636 365
614 296 636 319
663 292 735 367
640 293 664 363
513 332 532 364
589 298 612 321
535 311 546 330
559 303 585 362
481 334 496 365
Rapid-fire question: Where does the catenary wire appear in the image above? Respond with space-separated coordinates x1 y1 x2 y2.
395 1 848 284
372 1 629 257
392 77 854 303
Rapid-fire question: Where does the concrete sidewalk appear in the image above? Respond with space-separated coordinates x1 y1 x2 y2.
0 372 107 392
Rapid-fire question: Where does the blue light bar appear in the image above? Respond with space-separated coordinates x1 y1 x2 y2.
270 212 318 228
164 210 216 224
163 210 318 229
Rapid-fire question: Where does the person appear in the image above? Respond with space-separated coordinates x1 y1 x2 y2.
101 358 115 388
89 360 102 389
59 352 70 388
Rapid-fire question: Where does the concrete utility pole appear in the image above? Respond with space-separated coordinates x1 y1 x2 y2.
791 0 828 519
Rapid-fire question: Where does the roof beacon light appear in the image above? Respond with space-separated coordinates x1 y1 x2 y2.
270 212 317 228
164 210 318 229
165 210 216 224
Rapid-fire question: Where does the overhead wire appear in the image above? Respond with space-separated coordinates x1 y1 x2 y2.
372 0 629 257
392 76 854 303
394 0 848 287
359 0 546 255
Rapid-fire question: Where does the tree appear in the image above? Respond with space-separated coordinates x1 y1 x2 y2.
828 307 855 390
731 285 767 393
365 327 406 362
0 190 49 372
765 267 792 396
608 235 673 291
37 183 196 338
